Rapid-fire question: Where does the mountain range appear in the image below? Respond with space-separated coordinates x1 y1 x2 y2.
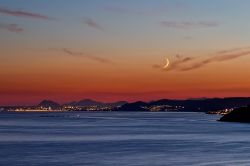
37 97 250 112
114 97 250 112
37 100 61 109
38 99 127 108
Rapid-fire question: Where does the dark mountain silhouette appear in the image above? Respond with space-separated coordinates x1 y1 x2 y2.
115 97 250 112
37 100 61 109
113 101 149 112
23 97 250 112
68 99 101 106
65 99 127 107
219 105 250 122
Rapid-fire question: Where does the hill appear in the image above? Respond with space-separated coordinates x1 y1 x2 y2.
37 100 61 109
65 99 127 107
219 106 250 122
115 97 250 112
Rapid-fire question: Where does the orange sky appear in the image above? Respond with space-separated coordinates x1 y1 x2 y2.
1 47 250 105
1 1 250 105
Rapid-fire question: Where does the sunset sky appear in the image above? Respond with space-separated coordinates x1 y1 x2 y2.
1 0 250 105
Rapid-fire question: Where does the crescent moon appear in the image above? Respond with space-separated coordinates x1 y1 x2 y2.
163 58 170 69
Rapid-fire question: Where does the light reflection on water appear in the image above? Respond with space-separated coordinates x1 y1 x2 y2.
0 112 250 166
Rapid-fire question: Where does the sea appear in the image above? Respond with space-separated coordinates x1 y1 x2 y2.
1 111 250 166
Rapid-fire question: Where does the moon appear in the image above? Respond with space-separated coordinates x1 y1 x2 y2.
163 58 170 69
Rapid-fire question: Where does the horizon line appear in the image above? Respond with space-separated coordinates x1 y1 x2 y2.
2 96 250 107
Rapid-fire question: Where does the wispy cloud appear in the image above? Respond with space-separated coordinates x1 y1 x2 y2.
62 48 114 64
104 6 146 15
0 23 23 33
84 18 103 31
154 48 250 72
160 21 219 29
180 50 250 71
217 46 250 54
153 55 196 70
169 56 196 70
0 7 54 20
104 3 187 16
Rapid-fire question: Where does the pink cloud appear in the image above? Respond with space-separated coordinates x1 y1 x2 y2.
0 7 54 20
104 3 188 16
160 21 219 29
104 7 144 15
84 18 103 31
62 48 114 64
153 55 196 71
217 47 250 54
153 47 250 72
152 47 250 71
0 23 23 33
179 50 250 71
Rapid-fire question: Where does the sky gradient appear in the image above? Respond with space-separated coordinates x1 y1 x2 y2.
1 0 250 105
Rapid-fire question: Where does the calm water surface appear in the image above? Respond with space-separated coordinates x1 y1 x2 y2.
0 112 250 166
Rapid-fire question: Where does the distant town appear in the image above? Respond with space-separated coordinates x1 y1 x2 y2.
1 97 250 115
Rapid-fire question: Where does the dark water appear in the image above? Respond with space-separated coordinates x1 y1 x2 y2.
1 112 250 166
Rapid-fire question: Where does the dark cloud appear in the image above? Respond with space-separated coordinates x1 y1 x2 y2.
160 21 219 29
217 47 250 54
153 55 196 71
180 50 250 71
84 18 103 31
0 23 23 33
152 64 161 69
105 7 144 15
0 7 54 20
104 6 164 15
62 48 114 65
154 48 250 72
170 57 196 69
214 51 250 61
104 3 187 16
